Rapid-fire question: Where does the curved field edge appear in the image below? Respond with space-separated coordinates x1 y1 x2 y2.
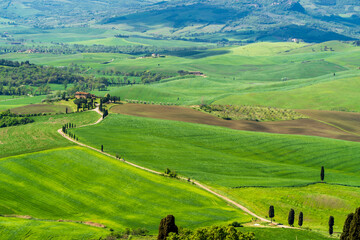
0 146 251 233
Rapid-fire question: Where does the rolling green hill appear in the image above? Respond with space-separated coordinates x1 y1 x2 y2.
72 113 360 232
0 147 250 232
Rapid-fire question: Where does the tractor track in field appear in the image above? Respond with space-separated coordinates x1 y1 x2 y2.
57 107 296 229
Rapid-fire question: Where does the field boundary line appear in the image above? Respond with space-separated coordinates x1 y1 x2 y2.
57 108 296 229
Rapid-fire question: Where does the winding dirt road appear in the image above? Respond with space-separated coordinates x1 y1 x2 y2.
58 108 295 229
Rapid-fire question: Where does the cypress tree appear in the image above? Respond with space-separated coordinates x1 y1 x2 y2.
288 209 295 226
329 216 334 236
321 166 325 181
340 213 354 240
349 208 360 239
298 212 303 227
269 206 275 223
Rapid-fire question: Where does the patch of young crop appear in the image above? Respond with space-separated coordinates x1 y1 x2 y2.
199 104 306 122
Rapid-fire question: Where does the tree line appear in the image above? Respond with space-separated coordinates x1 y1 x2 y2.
0 44 211 55
0 110 34 128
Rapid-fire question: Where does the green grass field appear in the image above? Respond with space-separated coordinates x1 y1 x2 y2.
2 40 358 109
0 146 250 233
10 104 71 115
240 227 333 240
0 111 99 158
1 40 359 238
0 218 109 240
221 184 360 233
73 114 360 188
72 114 360 232
0 96 45 111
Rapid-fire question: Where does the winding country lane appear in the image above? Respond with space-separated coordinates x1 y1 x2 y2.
58 107 295 229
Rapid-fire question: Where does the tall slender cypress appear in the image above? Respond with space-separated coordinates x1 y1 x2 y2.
329 216 334 236
321 166 325 181
298 212 303 227
288 209 295 226
269 206 275 223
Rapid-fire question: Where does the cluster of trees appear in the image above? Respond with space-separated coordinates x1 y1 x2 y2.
164 168 177 178
62 123 78 141
340 207 360 239
95 69 174 85
166 225 255 240
0 110 34 128
73 98 95 112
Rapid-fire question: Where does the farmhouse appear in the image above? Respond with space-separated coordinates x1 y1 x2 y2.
75 92 96 99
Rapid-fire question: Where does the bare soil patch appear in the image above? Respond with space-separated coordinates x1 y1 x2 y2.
298 109 360 135
111 104 360 142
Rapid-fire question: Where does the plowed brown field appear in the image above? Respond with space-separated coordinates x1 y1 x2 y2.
111 104 360 142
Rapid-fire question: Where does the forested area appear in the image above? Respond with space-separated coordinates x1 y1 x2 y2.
0 59 177 96
0 59 86 96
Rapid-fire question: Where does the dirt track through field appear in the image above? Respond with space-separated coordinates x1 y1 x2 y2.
111 104 360 142
57 107 296 229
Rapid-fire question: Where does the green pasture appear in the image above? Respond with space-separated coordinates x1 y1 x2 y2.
0 218 109 240
0 147 250 232
240 227 333 240
2 41 358 109
73 114 360 188
72 114 360 232
214 75 360 112
10 104 70 115
221 184 360 233
0 111 99 158
0 96 45 111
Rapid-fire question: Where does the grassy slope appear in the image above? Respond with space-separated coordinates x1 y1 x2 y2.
72 114 360 232
73 114 360 188
2 41 358 107
0 96 45 111
0 218 109 240
222 184 360 233
241 227 333 240
0 111 99 158
0 147 250 232
215 75 360 111
10 104 71 114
